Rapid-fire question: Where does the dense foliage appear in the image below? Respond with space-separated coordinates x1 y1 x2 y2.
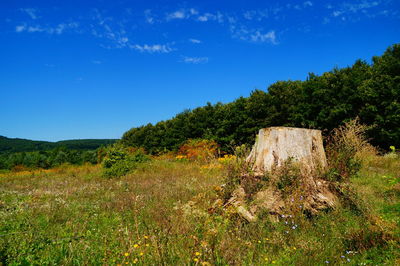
122 44 400 153
0 136 117 154
102 145 150 178
0 147 104 170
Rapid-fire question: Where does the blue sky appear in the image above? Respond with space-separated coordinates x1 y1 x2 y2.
0 0 399 141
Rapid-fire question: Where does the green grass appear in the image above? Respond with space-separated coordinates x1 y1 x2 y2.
0 157 399 265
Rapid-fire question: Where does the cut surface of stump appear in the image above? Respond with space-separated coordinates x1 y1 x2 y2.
247 127 327 175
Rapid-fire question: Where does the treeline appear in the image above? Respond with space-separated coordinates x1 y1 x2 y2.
0 136 117 154
122 44 400 153
0 147 106 170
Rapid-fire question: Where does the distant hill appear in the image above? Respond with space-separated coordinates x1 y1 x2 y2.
0 136 118 154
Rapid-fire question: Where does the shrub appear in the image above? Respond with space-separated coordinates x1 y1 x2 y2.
325 118 375 181
177 139 219 162
102 145 150 178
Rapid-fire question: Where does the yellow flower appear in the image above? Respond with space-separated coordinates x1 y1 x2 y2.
293 247 297 250
144 235 149 239
125 262 128 265
124 253 129 257
272 261 276 264
133 244 139 248
195 252 201 256
145 243 150 247
140 252 144 256
264 257 268 261
194 258 199 262
258 240 261 243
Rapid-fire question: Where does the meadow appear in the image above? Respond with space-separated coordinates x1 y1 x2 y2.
0 151 399 265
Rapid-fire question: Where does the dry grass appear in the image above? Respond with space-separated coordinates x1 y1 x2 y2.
0 155 399 265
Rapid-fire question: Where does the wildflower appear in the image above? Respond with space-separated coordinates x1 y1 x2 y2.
145 243 150 247
144 235 149 239
125 262 128 265
140 252 144 256
195 252 201 256
292 226 296 230
272 261 276 264
293 247 297 250
347 258 351 262
325 261 330 264
341 255 345 258
264 257 268 261
194 258 199 262
258 240 261 243
124 253 129 257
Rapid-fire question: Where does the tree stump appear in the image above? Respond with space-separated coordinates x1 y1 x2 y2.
225 127 337 221
247 127 327 175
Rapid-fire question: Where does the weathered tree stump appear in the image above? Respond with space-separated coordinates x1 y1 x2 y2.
247 127 327 175
226 127 337 221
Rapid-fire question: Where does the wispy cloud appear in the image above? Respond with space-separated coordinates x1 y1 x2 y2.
166 8 223 23
92 60 102 64
131 44 174 53
325 0 394 22
182 56 208 64
230 24 277 44
15 22 79 34
20 8 39 20
144 9 155 24
189 38 201 43
166 8 198 20
249 30 277 44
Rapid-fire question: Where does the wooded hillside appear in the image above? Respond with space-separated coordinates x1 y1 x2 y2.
122 44 400 153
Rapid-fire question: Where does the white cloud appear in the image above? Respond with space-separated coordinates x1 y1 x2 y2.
189 38 201 43
327 0 388 22
15 25 26 32
92 60 102 64
15 22 79 34
250 30 277 44
27 26 44 33
131 44 174 53
21 8 38 20
303 1 313 8
166 10 187 20
166 8 223 23
144 9 155 24
230 24 277 44
182 56 208 64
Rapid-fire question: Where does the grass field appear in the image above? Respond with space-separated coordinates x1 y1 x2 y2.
0 155 399 265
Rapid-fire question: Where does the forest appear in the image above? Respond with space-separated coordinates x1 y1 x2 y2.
0 137 115 170
122 44 400 153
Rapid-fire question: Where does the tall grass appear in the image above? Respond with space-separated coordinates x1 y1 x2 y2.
0 129 399 264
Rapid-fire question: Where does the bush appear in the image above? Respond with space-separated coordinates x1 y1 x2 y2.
102 145 150 178
177 139 219 162
325 119 375 181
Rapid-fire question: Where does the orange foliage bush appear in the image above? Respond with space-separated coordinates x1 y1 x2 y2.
178 139 219 162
